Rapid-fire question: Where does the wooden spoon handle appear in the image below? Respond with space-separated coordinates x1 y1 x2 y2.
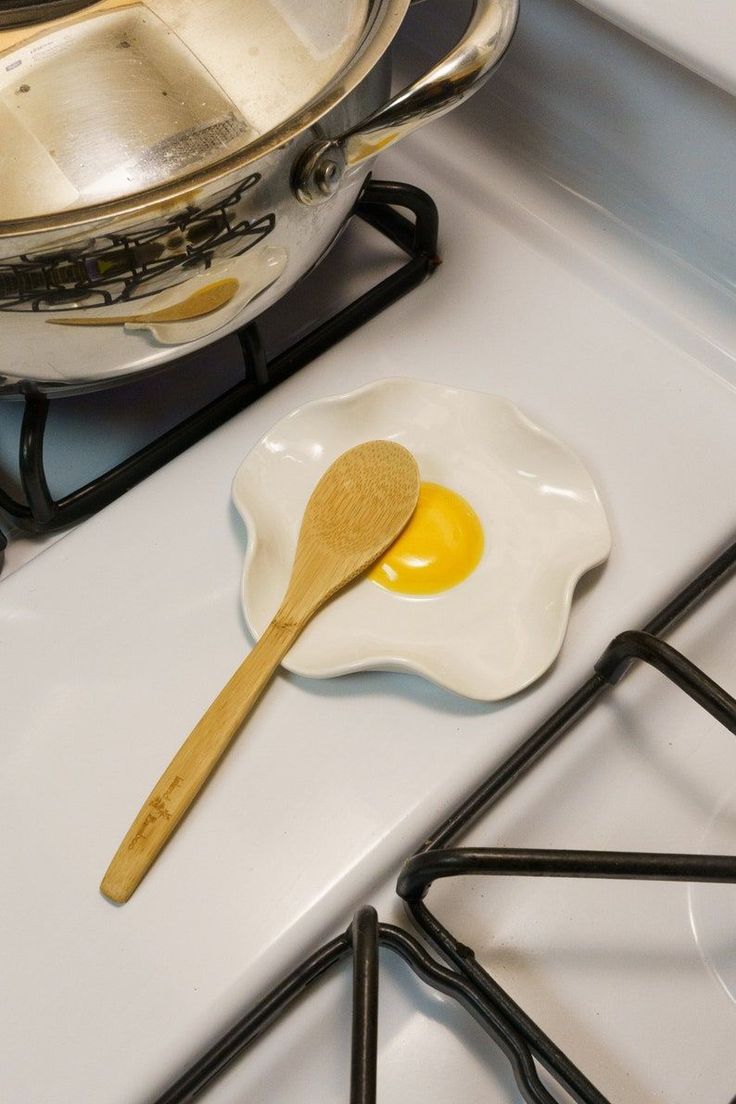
100 616 299 903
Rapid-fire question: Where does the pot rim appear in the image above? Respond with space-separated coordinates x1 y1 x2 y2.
0 0 409 240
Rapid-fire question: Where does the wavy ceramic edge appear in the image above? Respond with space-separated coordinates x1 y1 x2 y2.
232 377 612 701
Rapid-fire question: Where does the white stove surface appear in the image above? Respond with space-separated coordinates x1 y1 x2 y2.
1 3 735 1103
576 0 736 96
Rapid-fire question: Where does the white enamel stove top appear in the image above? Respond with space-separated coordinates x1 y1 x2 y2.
1 1 735 1102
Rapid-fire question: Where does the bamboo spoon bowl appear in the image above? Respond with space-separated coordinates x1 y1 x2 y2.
47 278 239 327
100 439 420 903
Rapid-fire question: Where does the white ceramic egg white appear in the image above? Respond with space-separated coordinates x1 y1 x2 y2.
231 378 612 700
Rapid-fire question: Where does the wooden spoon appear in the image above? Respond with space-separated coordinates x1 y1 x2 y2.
100 440 420 903
46 278 239 327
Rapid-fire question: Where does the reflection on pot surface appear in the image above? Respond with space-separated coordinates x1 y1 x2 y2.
0 173 275 312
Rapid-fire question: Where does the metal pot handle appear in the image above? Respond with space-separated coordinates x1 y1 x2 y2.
293 0 519 205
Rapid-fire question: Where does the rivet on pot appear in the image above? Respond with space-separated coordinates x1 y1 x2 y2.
293 140 347 205
316 159 341 196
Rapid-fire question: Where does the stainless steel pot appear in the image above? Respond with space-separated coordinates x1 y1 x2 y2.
0 0 517 392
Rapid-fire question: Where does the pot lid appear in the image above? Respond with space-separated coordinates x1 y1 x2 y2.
0 0 402 226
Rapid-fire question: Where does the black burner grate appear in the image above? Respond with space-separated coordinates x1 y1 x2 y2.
153 535 736 1103
0 180 440 568
400 535 736 1104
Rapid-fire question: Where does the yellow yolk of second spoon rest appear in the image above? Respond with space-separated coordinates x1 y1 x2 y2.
369 482 484 595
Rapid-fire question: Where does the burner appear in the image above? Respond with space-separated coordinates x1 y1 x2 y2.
0 180 440 568
0 0 94 28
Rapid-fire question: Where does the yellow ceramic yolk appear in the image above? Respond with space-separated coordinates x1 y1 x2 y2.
369 482 484 596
